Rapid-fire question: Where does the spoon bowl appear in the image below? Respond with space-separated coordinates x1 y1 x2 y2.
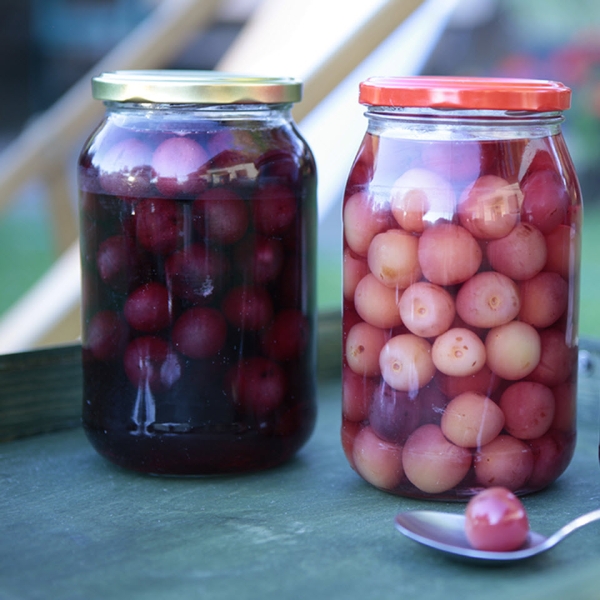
395 508 600 563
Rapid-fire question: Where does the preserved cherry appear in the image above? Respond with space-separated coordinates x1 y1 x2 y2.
79 71 317 475
465 487 530 552
151 136 208 197
342 77 580 499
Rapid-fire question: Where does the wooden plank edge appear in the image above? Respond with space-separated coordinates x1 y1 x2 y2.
0 344 83 443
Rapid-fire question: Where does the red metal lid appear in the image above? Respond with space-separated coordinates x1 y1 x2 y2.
359 76 571 111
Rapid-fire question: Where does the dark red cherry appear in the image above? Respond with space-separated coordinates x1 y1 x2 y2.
252 183 297 235
97 137 153 197
172 307 227 359
226 357 287 413
124 282 171 333
96 234 138 292
193 187 249 244
165 243 228 303
152 136 208 197
222 285 273 331
135 197 186 254
233 235 285 285
86 310 129 361
261 309 310 361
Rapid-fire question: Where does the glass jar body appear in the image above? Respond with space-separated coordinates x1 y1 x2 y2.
78 102 317 475
341 108 581 500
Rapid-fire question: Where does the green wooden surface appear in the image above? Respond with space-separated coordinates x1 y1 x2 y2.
0 338 600 599
0 344 82 442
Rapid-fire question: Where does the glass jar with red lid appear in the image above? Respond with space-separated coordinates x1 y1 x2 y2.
78 70 317 475
341 76 581 500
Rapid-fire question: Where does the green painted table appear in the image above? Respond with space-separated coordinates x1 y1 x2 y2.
1 328 600 600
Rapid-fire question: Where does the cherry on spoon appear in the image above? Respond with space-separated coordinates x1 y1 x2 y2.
395 508 600 562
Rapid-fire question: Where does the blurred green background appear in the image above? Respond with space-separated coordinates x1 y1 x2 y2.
2 0 600 341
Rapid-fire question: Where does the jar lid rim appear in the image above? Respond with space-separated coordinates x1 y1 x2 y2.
359 76 571 111
92 70 303 104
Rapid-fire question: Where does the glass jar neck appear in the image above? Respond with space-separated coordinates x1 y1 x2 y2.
104 101 295 122
364 106 565 141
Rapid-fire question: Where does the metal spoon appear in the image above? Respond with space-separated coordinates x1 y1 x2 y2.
395 508 600 563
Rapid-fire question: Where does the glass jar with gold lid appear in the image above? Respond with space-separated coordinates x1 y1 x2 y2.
78 70 317 475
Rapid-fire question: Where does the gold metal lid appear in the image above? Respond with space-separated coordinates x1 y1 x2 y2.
91 70 302 104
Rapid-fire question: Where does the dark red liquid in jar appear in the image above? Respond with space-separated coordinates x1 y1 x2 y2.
79 111 317 475
342 131 580 499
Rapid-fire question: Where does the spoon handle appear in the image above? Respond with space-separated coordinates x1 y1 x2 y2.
546 508 600 548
